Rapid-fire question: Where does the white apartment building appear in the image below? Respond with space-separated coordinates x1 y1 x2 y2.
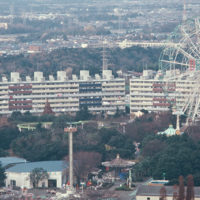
0 70 125 115
130 70 197 115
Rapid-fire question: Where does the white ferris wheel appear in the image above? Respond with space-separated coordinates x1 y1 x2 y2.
159 17 200 126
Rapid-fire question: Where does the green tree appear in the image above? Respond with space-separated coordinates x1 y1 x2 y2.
76 105 92 121
0 126 20 150
52 114 73 130
29 168 49 188
65 151 102 185
10 111 22 121
0 148 8 157
0 164 6 187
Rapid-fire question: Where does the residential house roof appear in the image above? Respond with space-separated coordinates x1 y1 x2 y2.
136 185 200 197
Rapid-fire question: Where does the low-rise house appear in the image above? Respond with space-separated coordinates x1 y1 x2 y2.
5 160 68 189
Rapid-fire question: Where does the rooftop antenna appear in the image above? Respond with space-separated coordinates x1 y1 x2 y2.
102 40 108 71
114 8 122 40
83 62 86 70
118 14 121 39
29 5 33 20
22 12 26 26
183 0 187 23
9 4 14 25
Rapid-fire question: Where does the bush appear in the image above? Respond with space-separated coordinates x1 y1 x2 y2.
101 182 114 189
115 184 132 191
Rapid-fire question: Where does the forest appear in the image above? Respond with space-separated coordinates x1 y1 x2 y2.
0 46 161 78
0 110 200 186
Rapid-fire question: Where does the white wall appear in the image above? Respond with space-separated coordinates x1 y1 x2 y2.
6 172 31 189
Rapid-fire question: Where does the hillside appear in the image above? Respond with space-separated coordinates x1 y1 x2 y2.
0 47 161 78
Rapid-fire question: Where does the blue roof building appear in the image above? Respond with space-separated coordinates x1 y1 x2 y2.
5 160 68 189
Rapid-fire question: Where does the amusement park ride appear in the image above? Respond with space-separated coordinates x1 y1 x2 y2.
159 16 200 132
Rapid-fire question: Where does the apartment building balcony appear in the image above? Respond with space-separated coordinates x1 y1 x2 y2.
79 88 102 93
32 104 79 108
5 92 124 100
9 91 32 95
9 85 32 90
32 89 79 94
0 86 8 90
0 91 9 95
79 83 102 87
167 88 176 92
130 92 166 97
89 106 125 111
53 108 79 112
9 105 32 110
153 103 170 107
0 105 9 109
32 84 79 88
102 97 125 101
49 104 79 108
130 106 169 112
153 83 164 87
152 88 163 92
130 82 153 86
102 87 125 91
32 99 79 103
9 100 32 104
153 98 167 101
167 83 176 87
131 87 153 91
131 102 153 106
130 97 153 101
102 83 125 87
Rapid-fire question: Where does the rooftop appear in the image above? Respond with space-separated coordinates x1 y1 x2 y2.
6 160 68 173
0 157 27 168
137 185 200 197
102 154 135 168
157 124 177 136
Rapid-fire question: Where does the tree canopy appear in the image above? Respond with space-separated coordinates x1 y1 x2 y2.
0 164 6 187
29 168 49 188
133 133 200 186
